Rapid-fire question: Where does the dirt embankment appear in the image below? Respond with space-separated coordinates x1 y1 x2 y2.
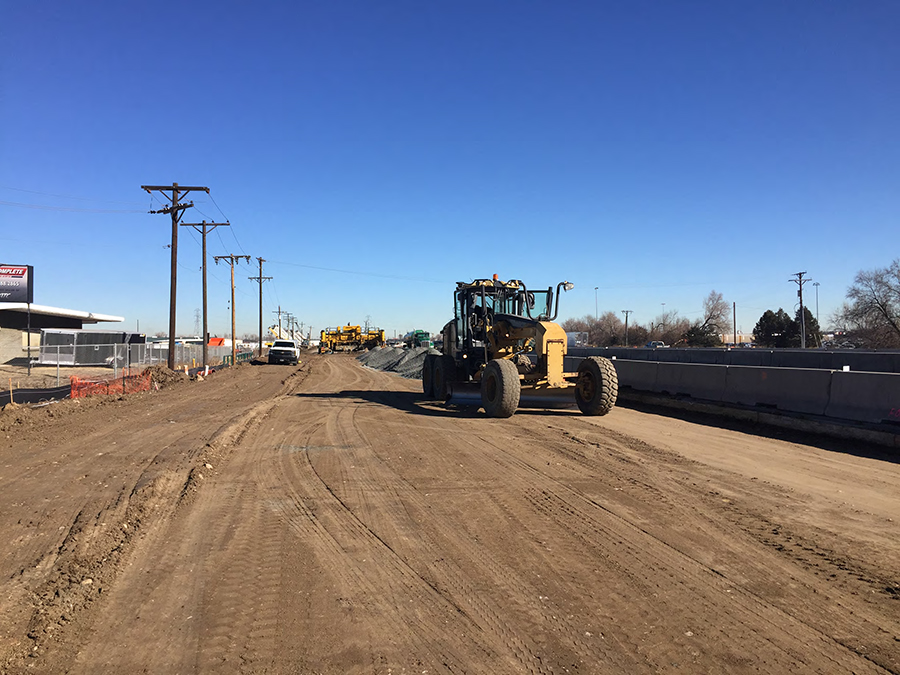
0 361 306 673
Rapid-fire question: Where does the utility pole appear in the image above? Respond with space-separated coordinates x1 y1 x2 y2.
273 306 282 338
790 271 812 349
283 312 295 340
813 282 820 325
214 255 251 366
594 287 598 320
733 302 737 346
182 220 230 367
621 310 632 347
249 258 272 356
142 183 208 370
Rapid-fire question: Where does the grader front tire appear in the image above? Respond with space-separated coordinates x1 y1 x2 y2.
422 354 437 397
575 356 618 416
433 356 453 401
481 359 521 418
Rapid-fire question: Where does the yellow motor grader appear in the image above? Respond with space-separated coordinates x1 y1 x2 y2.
422 276 618 417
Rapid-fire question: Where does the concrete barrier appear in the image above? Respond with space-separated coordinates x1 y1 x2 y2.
825 371 900 424
613 360 658 392
688 350 727 365
654 362 727 401
722 366 832 416
772 350 831 370
838 352 900 374
725 350 773 367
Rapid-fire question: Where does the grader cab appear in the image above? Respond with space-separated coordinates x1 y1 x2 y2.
422 276 618 417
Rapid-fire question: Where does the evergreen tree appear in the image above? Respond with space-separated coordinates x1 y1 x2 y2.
753 309 795 348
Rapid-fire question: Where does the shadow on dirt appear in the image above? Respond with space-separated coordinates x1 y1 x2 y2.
615 397 900 465
292 390 581 419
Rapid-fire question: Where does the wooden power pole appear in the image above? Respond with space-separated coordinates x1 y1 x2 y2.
141 183 208 370
248 257 272 356
214 255 250 366
181 221 230 367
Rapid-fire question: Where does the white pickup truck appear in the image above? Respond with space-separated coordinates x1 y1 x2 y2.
267 339 300 365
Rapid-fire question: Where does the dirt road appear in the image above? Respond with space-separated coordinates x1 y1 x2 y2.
1 354 897 674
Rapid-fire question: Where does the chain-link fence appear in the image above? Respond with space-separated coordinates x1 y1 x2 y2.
38 342 250 371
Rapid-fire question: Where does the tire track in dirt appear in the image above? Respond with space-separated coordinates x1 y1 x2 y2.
307 403 552 672
453 419 895 674
326 398 633 672
252 398 505 670
513 418 900 673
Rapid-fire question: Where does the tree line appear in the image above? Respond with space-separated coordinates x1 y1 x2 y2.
561 291 733 348
561 258 900 349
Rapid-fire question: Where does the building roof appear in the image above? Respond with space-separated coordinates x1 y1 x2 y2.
0 302 124 324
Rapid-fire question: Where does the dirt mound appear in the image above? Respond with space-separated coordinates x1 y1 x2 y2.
143 365 189 389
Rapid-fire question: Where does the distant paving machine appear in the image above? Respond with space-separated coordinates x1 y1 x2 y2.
319 325 385 353
422 276 618 418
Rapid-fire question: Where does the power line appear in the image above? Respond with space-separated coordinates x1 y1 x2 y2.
0 185 145 205
0 200 144 213
205 193 249 256
268 259 443 284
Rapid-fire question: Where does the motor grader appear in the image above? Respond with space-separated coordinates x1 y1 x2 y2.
422 276 618 417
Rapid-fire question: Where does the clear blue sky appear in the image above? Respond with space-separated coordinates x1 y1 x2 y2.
2 2 897 340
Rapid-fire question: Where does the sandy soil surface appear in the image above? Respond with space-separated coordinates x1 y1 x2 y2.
0 353 897 674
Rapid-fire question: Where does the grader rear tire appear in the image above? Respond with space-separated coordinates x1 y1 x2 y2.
433 355 453 401
481 359 521 418
422 353 437 397
575 356 618 416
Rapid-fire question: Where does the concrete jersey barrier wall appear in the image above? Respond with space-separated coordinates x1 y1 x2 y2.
568 347 900 374
595 357 900 428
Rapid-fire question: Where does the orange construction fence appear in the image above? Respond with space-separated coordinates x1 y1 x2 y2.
70 369 153 399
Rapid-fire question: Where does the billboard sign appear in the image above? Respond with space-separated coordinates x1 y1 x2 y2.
0 265 34 303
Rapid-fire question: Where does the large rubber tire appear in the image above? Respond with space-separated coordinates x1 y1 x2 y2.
481 359 521 418
575 356 618 416
433 355 454 401
422 353 437 397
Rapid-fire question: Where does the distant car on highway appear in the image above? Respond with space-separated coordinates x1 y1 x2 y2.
645 341 668 349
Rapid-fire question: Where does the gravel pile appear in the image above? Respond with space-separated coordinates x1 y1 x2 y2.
357 347 406 371
357 346 440 379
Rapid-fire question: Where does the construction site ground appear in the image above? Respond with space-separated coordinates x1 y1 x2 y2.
0 352 897 674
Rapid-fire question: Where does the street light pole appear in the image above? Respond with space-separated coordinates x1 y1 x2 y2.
594 287 598 320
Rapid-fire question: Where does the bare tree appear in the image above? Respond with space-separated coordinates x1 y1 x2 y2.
833 260 900 348
595 311 624 346
700 290 732 335
648 309 689 345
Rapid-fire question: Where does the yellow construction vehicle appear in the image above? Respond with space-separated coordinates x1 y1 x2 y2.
319 325 362 353
319 325 385 353
361 328 386 350
422 276 618 417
